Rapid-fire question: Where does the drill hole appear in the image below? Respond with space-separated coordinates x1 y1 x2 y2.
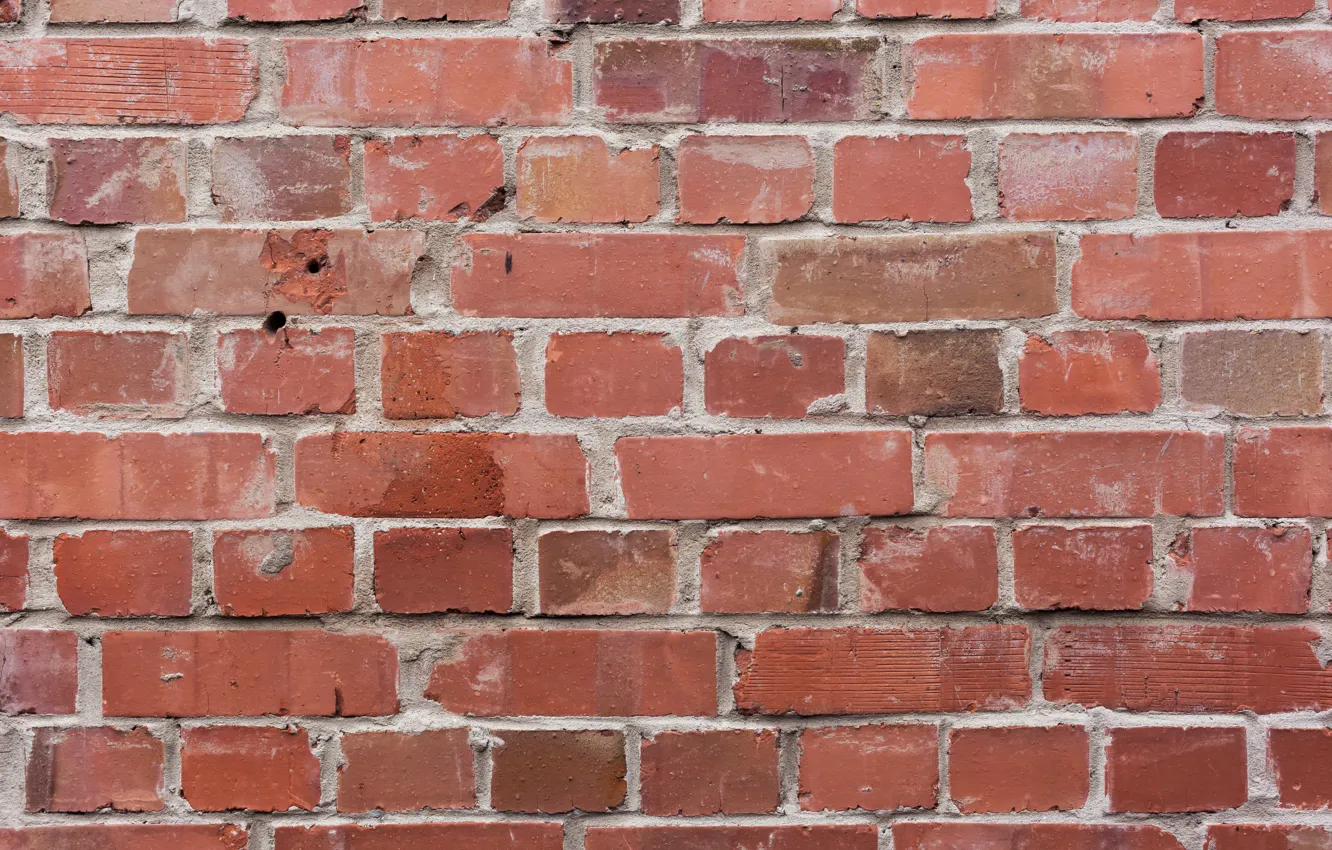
263 311 287 334
306 259 323 274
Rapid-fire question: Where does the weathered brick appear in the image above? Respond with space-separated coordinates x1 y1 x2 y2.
1181 330 1323 416
859 0 991 16
228 0 364 19
896 824 1185 850
999 133 1138 221
382 0 509 18
1235 428 1332 517
1270 728 1332 809
866 330 1004 416
365 135 504 222
587 827 878 850
213 527 355 617
337 729 474 813
948 726 1089 813
26 727 164 813
705 0 836 22
382 331 519 420
0 631 77 715
373 527 513 614
0 141 17 218
641 731 779 815
47 331 188 419
798 725 938 812
1013 525 1153 610
1177 0 1311 18
701 530 839 614
1107 726 1247 813
48 138 185 225
1216 32 1332 118
0 334 22 418
0 233 90 320
182 726 320 812
49 0 179 20
1170 525 1312 614
1155 132 1295 217
0 530 25 611
517 136 659 223
274 825 561 850
1207 826 1332 850
54 529 192 617
1320 133 1332 214
1019 331 1160 415
218 327 356 415
1020 0 1155 19
546 332 683 417
550 0 677 20
704 336 845 418
539 530 676 616
676 135 814 223
0 826 247 850
860 526 998 613
212 136 351 222
833 135 972 223
491 730 626 813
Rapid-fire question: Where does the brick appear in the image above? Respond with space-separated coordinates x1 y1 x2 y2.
586 827 878 850
48 138 185 225
701 530 838 614
1107 726 1247 813
0 433 274 520
895 824 1185 850
0 233 90 319
26 727 163 813
1235 428 1332 517
1177 0 1311 18
907 34 1203 119
798 725 937 811
0 141 17 218
1013 525 1153 611
539 530 676 616
617 432 912 519
1170 526 1312 614
1320 133 1332 214
454 234 743 318
182 726 319 812
129 228 423 316
546 333 683 417
705 0 836 21
676 135 814 223
948 726 1089 813
101 630 397 717
1156 132 1295 217
770 234 1056 324
1208 826 1332 850
365 135 504 222
517 136 659 223
866 331 1003 416
0 39 256 124
1181 330 1322 416
1020 0 1155 19
337 729 474 813
1019 331 1160 415
382 331 519 420
0 334 21 418
860 526 998 613
833 135 971 223
54 530 192 617
229 0 364 19
295 432 587 519
1216 32 1332 118
924 431 1224 518
274 825 562 850
373 527 512 614
0 826 247 850
1270 728 1332 809
280 38 570 126
859 0 992 16
218 327 356 415
47 331 187 418
999 133 1138 221
0 530 25 611
1044 625 1332 712
0 0 12 20
212 136 351 222
704 336 845 418
425 629 717 716
48 0 179 20
594 38 880 123
492 730 626 813
383 0 509 18
213 527 355 617
641 730 778 815
735 626 1030 715
550 0 677 20
0 631 77 715
1074 231 1332 320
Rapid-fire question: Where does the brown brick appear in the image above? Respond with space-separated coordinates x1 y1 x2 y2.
517 136 659 223
0 334 21 419
866 331 1003 416
640 730 779 815
538 530 676 616
1181 330 1323 416
491 730 626 813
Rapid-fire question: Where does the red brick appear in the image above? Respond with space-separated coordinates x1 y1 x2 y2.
26 727 163 813
705 336 844 418
866 330 1004 416
382 331 519 420
47 331 187 418
212 136 351 222
705 0 836 21
454 234 743 318
833 135 972 223
1044 624 1332 712
129 228 423 316
701 530 838 614
365 135 504 222
229 0 364 19
425 629 717 716
640 730 778 815
594 38 880 123
1073 231 1332 320
735 626 1030 715
1270 728 1332 809
896 824 1185 850
54 530 192 617
0 334 21 418
1156 132 1295 217
549 0 677 20
859 0 991 16
296 432 587 519
798 724 937 812
0 39 256 124
274 824 564 850
48 0 178 19
1181 329 1323 416
1208 826 1332 850
0 433 274 520
907 34 1202 119
999 133 1138 220
1013 525 1153 610
1177 0 1311 18
925 431 1224 518
586 827 878 850
182 726 319 812
860 526 997 613
337 729 474 813
0 0 13 20
1019 0 1154 19
101 630 397 717
0 631 77 715
1170 526 1311 614
373 527 512 614
1216 32 1332 118
517 136 659 223
48 138 185 225
618 432 912 520
948 726 1088 813
676 135 813 223
0 827 247 850
280 38 570 127
1320 133 1332 214
0 141 17 219
0 530 25 611
213 527 355 617
1235 428 1332 517
218 327 356 415
0 233 89 319
539 530 676 616
383 0 509 18
491 730 626 813
546 333 683 418
1107 726 1247 813
1019 331 1160 415
770 233 1056 324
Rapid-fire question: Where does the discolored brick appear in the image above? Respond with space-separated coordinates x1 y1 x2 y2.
212 136 351 222
491 731 626 813
1181 330 1323 416
704 336 845 418
217 327 356 416
538 530 676 616
859 525 998 612
26 727 164 813
381 331 520 419
213 527 355 617
48 138 185 224
373 527 513 614
640 730 779 815
866 331 1003 416
676 135 814 223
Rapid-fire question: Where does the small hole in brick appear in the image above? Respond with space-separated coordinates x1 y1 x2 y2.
306 259 323 274
263 311 287 334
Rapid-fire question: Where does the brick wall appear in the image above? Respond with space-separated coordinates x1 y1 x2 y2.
0 0 1330 848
